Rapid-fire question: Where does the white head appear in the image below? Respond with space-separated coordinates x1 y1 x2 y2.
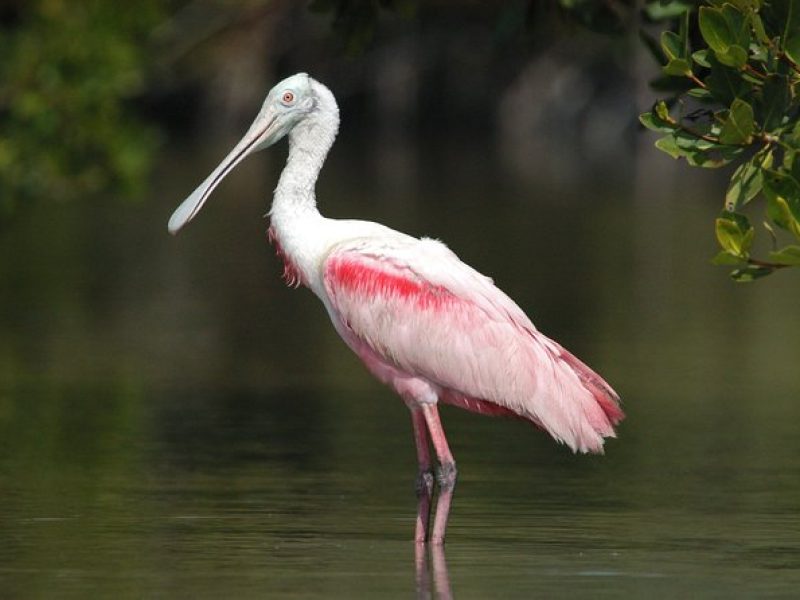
168 73 338 234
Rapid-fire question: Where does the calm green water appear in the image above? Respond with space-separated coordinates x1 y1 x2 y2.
2 134 800 598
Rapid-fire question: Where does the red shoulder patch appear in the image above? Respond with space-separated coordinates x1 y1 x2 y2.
326 255 454 310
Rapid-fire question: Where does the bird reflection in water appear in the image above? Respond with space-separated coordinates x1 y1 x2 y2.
416 542 452 600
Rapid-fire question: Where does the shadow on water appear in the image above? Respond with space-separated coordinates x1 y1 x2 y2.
2 131 800 597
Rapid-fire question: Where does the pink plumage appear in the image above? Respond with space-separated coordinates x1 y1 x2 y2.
321 241 622 455
168 73 623 545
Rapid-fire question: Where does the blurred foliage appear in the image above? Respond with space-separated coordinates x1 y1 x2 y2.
636 0 800 281
0 0 165 218
308 0 417 54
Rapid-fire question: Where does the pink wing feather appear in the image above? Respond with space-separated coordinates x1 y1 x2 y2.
322 236 623 454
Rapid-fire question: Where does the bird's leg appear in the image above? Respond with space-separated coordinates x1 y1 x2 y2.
420 403 457 545
410 407 435 544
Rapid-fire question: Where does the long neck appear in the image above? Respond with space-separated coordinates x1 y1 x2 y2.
268 90 339 290
270 103 338 226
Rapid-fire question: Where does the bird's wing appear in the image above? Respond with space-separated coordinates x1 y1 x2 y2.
322 236 623 453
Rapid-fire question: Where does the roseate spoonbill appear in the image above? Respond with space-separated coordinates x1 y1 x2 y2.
168 73 624 545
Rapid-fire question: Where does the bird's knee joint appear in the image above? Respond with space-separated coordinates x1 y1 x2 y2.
415 469 434 498
437 462 457 490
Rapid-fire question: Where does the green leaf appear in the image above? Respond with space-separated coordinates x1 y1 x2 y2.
716 44 748 68
663 58 692 76
716 215 743 252
661 30 685 60
675 130 717 151
721 3 750 48
773 201 800 240
651 127 744 168
687 146 744 168
700 4 752 67
699 6 732 53
750 13 769 45
678 7 690 56
741 71 766 85
763 172 800 239
725 152 771 210
715 210 753 256
766 195 795 234
719 99 754 144
687 87 714 100
655 100 670 121
711 250 747 265
768 245 800 265
742 224 755 253
655 135 683 158
692 49 711 67
639 111 676 133
730 266 775 281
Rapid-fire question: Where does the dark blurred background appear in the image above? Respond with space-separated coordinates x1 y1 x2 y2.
1 1 799 597
0 0 655 210
2 0 672 392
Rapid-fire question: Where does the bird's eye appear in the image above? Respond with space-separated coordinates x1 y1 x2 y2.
281 91 295 105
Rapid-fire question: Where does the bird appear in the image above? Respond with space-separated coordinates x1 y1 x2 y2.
168 73 624 545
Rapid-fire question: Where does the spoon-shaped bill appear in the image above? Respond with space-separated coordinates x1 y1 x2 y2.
168 112 278 234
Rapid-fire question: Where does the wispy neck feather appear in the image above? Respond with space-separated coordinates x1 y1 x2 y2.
271 82 340 221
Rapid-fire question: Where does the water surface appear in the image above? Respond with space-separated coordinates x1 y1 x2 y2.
1 134 799 597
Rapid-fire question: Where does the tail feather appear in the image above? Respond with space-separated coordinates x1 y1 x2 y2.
556 344 624 426
532 340 623 454
439 340 624 455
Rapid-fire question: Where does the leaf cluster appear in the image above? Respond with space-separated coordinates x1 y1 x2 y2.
0 1 163 219
639 0 800 281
